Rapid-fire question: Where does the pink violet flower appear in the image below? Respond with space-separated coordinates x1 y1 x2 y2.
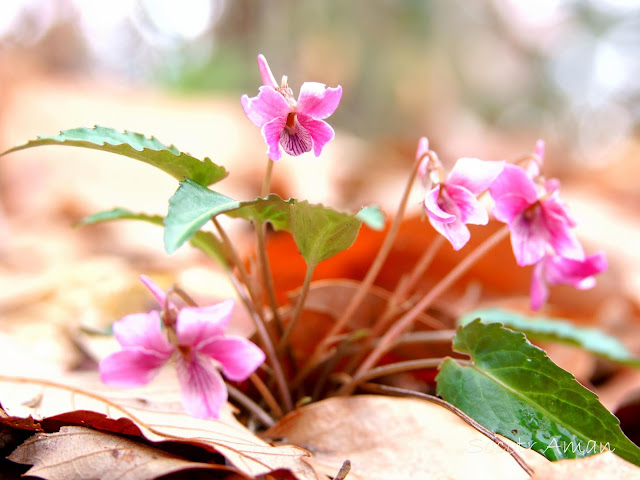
530 252 608 310
241 54 342 161
423 156 504 251
489 163 584 266
99 275 265 419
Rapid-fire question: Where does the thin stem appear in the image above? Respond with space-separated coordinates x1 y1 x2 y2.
347 226 510 393
226 383 275 428
226 268 293 413
249 372 283 419
278 262 316 350
358 383 534 477
262 156 274 197
254 222 284 334
295 153 424 383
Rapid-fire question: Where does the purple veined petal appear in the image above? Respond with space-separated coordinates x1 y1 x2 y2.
241 86 290 128
427 213 471 251
491 192 532 224
100 347 171 388
509 211 550 266
296 82 342 120
530 260 549 311
444 184 489 225
279 115 313 157
199 336 265 382
423 185 456 223
262 116 287 160
447 158 505 195
490 164 538 205
296 114 334 156
175 352 227 419
176 299 234 349
113 311 173 354
545 252 607 289
257 54 278 88
541 201 584 261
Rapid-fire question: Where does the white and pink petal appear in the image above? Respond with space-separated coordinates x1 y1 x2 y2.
241 86 290 128
296 82 342 120
424 185 456 223
100 347 171 388
199 336 265 382
444 184 488 225
112 311 173 354
296 115 334 157
448 158 504 195
176 299 234 349
175 353 227 419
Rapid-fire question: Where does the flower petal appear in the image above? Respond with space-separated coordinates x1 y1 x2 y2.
296 114 335 156
445 184 489 225
100 348 170 387
241 86 290 128
199 336 265 382
296 82 342 120
509 211 550 266
113 311 173 354
175 353 227 419
257 54 278 88
530 260 549 311
490 164 538 223
139 275 171 309
423 185 456 223
427 214 471 251
541 198 584 260
416 137 430 181
448 158 504 194
279 116 313 157
176 299 234 349
262 116 287 160
545 252 607 289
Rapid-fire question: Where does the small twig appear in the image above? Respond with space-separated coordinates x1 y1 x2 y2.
226 383 275 428
249 373 283 419
346 358 457 390
358 383 534 477
334 459 351 480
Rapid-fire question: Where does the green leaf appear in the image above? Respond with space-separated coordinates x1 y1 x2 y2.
227 194 295 231
1 126 228 186
78 207 228 266
289 201 362 266
164 179 240 254
436 320 640 465
458 309 640 368
355 205 385 231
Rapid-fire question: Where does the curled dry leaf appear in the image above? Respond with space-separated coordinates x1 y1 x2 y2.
0 373 321 480
529 451 640 479
265 395 546 480
8 425 225 480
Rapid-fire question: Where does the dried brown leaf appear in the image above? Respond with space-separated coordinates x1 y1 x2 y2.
8 425 223 480
529 451 640 479
265 395 545 480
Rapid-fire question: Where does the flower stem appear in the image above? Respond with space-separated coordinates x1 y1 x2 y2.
343 226 510 394
359 383 535 477
249 372 284 418
262 156 274 197
278 262 316 351
226 383 275 428
346 357 456 390
294 153 424 384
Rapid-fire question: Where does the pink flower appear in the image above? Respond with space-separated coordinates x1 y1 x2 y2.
241 54 342 161
489 164 584 266
530 252 608 310
423 156 504 250
100 276 265 419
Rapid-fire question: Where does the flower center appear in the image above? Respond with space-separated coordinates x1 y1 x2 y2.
286 112 297 130
522 202 541 222
178 344 193 359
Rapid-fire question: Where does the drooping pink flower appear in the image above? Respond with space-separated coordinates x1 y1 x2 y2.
100 276 265 419
241 54 342 161
489 163 584 266
423 156 504 250
530 252 608 310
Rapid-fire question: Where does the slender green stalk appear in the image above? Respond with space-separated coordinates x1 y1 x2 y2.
359 383 535 477
293 153 424 385
278 262 316 350
345 226 510 394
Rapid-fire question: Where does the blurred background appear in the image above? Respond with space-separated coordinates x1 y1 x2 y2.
0 0 639 378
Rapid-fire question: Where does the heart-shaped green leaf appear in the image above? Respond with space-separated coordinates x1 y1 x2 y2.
289 201 362 266
1 126 228 186
436 320 640 465
458 309 640 368
79 207 228 266
355 205 385 231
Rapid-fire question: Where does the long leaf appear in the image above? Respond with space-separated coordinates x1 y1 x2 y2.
436 320 640 465
79 208 228 266
1 126 228 186
458 309 640 367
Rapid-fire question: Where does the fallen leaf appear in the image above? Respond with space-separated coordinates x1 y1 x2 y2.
0 373 322 480
529 451 640 479
264 395 544 480
8 425 225 480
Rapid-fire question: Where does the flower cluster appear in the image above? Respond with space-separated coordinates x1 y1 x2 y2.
419 139 607 309
100 276 265 419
